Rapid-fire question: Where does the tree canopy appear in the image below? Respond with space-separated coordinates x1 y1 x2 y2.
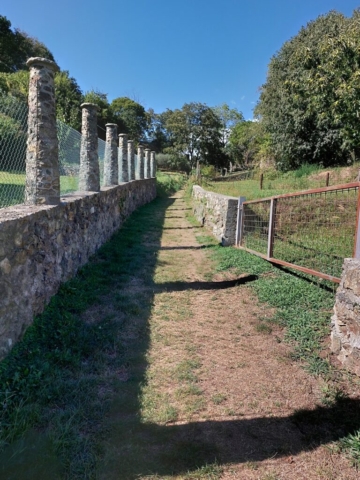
0 15 55 73
255 9 360 170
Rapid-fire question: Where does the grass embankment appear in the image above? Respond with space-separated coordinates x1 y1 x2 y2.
203 163 360 201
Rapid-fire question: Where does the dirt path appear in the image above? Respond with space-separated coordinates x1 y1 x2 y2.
99 191 358 480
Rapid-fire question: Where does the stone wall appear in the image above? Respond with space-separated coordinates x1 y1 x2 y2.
0 179 156 358
331 258 360 376
192 185 238 246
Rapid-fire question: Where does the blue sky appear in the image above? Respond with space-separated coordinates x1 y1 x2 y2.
2 0 360 119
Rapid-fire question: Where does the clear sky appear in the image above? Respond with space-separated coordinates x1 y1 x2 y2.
1 0 359 119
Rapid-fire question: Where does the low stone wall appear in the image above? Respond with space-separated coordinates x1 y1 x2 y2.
0 179 156 358
331 258 360 376
192 185 238 246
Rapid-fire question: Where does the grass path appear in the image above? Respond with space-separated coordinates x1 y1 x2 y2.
98 191 359 480
1 189 359 479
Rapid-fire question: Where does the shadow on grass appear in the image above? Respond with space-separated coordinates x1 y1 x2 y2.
1 194 359 479
102 397 360 479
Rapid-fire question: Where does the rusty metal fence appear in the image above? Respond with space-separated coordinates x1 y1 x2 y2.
237 183 360 282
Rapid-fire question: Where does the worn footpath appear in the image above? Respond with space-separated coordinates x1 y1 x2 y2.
99 191 358 480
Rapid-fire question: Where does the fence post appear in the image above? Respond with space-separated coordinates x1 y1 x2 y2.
354 187 360 258
118 133 128 182
236 196 246 246
326 172 330 187
25 57 60 205
150 151 156 178
79 103 100 191
103 123 118 186
128 140 135 181
267 198 277 259
260 173 264 190
137 145 144 180
144 148 151 179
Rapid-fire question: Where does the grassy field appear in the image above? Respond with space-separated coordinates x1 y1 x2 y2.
202 163 360 201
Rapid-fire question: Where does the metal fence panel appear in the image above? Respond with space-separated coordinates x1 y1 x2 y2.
240 184 360 282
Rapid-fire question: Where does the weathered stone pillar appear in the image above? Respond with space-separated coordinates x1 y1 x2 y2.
150 151 156 178
25 57 60 205
144 148 151 179
136 145 144 180
118 133 128 182
104 123 118 186
79 103 100 191
128 140 135 181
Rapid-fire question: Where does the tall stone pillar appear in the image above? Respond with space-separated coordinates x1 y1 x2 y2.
144 148 151 179
104 123 118 186
79 103 100 191
150 151 156 178
25 57 60 205
118 133 128 182
128 140 135 181
137 145 144 180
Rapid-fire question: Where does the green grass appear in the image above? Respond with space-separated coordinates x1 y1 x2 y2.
201 163 360 201
0 172 188 478
156 171 186 197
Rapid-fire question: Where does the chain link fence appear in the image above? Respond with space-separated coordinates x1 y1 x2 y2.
0 91 113 209
0 90 27 208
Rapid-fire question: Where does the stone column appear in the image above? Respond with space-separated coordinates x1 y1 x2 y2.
79 103 100 191
118 133 128 182
25 57 60 205
150 151 156 178
144 148 151 179
128 140 135 181
103 123 118 186
137 145 144 180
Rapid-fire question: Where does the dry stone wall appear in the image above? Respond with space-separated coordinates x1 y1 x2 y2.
331 258 360 375
0 179 156 358
192 185 238 246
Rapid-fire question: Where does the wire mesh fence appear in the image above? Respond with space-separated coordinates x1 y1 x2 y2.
0 90 27 208
0 91 116 209
240 184 360 282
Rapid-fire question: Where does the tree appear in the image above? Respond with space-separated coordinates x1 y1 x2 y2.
110 97 149 143
55 71 83 131
229 121 273 167
255 9 360 170
83 90 113 140
0 15 55 73
212 103 244 149
164 102 223 170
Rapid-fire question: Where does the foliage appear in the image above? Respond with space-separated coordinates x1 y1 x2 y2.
228 120 272 167
0 15 55 73
54 71 83 131
156 171 186 197
256 9 360 170
156 152 190 173
212 103 244 149
110 96 149 143
164 102 224 170
83 90 113 139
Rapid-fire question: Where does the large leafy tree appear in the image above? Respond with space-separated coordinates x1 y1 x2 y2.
0 15 55 73
110 97 149 143
164 102 224 170
256 9 360 170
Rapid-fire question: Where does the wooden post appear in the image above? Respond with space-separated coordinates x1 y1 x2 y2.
267 198 276 259
353 187 360 258
260 173 264 190
326 172 330 187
